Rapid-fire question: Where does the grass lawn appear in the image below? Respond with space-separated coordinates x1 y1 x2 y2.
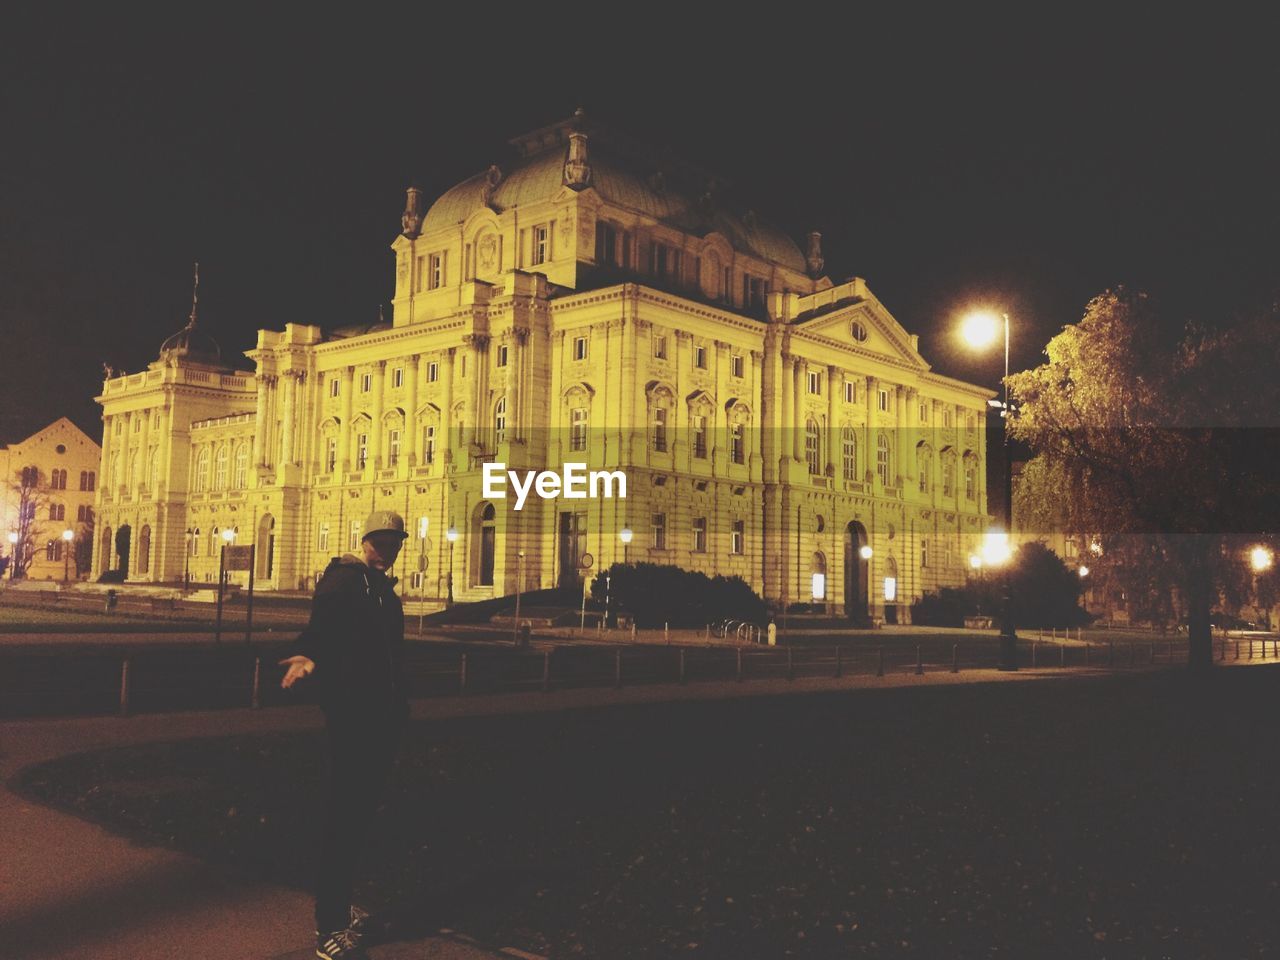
14 669 1280 958
0 605 159 627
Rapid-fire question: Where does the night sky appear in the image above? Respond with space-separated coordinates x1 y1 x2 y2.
3 13 1277 445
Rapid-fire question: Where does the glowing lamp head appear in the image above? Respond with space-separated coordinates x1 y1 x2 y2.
221 528 236 543
7 531 18 545
62 529 74 542
445 526 458 543
961 310 1001 350
969 554 983 570
859 545 873 560
1250 546 1273 572
981 529 1012 567
1078 565 1090 578
619 527 633 544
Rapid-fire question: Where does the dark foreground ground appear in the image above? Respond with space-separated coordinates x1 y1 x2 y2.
13 668 1280 959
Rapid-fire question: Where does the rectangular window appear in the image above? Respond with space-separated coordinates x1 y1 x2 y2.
807 370 821 395
693 415 707 459
921 538 929 568
595 222 617 265
356 433 368 469
325 437 337 473
654 335 668 360
573 336 588 361
878 388 889 412
570 407 588 451
919 402 929 423
694 345 707 369
693 517 707 552
731 520 745 555
88 471 95 491
428 252 444 289
497 344 508 367
652 407 668 452
652 512 667 550
393 367 404 388
427 361 439 383
731 354 745 378
318 521 329 552
531 224 549 265
361 373 372 393
415 255 426 291
330 378 340 398
388 429 401 466
731 423 745 464
349 520 361 551
844 380 856 404
943 408 954 428
423 425 435 464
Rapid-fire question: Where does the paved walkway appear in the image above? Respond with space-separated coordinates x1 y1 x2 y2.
0 660 1224 960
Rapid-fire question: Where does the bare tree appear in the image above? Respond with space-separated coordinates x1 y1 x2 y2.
6 465 51 579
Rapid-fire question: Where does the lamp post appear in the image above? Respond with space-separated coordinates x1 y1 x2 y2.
446 525 458 606
859 544 873 623
7 531 18 580
962 309 1018 670
514 550 525 643
619 526 632 565
62 528 74 583
604 571 612 630
184 527 194 593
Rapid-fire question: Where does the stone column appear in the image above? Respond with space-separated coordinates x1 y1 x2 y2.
792 357 804 461
442 348 457 469
826 364 840 477
370 360 386 468
281 370 302 466
894 385 906 487
865 376 877 487
779 352 794 473
337 366 355 473
406 354 420 465
252 374 271 467
139 406 151 494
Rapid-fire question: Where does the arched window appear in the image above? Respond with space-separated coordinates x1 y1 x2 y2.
652 406 668 452
129 452 139 486
570 405 588 451
494 397 507 443
942 447 957 497
210 527 220 554
731 422 745 465
842 427 858 482
811 551 827 600
190 528 200 557
214 445 229 490
805 419 821 475
138 525 151 575
194 448 210 492
916 442 932 494
233 442 249 489
877 433 891 487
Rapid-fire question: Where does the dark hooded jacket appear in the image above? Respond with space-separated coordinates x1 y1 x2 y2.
291 553 409 723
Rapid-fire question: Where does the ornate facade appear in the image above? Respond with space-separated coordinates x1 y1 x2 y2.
94 113 993 620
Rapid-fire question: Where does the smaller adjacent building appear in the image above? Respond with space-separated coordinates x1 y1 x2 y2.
0 417 101 581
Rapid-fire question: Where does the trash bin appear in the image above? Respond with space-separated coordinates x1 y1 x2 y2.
518 622 531 649
105 589 118 612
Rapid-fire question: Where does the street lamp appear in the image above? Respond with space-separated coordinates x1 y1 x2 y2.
619 526 633 565
62 528 74 583
962 308 1018 670
514 550 526 644
1078 565 1090 578
1249 546 1273 573
445 525 458 606
859 544 873 622
184 527 194 593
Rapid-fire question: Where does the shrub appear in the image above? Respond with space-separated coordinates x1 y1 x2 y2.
97 569 126 584
591 563 767 629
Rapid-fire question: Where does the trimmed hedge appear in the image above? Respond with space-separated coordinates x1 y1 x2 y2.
590 563 767 629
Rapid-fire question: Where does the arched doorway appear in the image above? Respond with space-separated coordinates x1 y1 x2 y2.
137 525 151 576
884 555 899 624
473 502 496 587
257 514 275 580
844 521 869 624
811 551 827 611
100 526 113 576
115 524 131 577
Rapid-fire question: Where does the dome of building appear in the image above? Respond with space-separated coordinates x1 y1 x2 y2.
420 128 808 275
159 319 222 365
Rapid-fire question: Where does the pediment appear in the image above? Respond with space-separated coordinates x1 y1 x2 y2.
793 295 930 371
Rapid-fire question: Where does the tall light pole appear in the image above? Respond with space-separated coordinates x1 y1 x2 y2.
514 550 526 644
446 525 458 607
962 309 1018 670
859 544 873 624
62 528 74 583
619 526 632 565
184 527 194 593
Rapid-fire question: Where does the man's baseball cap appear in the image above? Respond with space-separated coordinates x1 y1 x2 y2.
362 510 409 540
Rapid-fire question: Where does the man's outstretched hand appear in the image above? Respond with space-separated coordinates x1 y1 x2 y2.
279 655 316 689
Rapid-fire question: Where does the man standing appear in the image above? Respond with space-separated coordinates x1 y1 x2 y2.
280 510 410 960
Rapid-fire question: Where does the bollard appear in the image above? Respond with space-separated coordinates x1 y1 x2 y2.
542 650 551 691
251 657 261 709
631 622 637 642
679 648 686 685
704 624 710 643
1060 642 1065 668
916 645 923 676
877 647 884 677
459 653 468 694
836 645 843 678
118 658 131 718
518 622 531 649
665 622 670 645
1219 639 1226 661
736 647 743 683
615 648 622 689
1235 639 1241 661
951 643 959 674
1032 642 1038 668
787 647 794 681
1249 639 1254 660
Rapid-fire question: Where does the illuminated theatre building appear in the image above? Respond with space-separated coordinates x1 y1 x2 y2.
93 114 994 621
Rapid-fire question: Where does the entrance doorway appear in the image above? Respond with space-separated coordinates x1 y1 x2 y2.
115 524 132 577
844 521 869 624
